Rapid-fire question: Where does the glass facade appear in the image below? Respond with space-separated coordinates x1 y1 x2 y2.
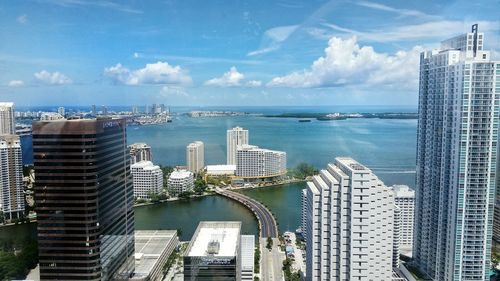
33 118 134 281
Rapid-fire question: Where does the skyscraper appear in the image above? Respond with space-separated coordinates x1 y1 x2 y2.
186 141 205 173
33 118 135 281
128 143 153 164
0 102 15 135
414 24 499 280
227 126 248 165
235 145 287 180
58 106 65 117
0 135 24 220
303 157 395 280
390 185 415 252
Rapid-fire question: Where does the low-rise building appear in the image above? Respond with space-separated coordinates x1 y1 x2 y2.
131 161 163 199
40 112 64 121
206 165 236 176
131 230 179 281
167 170 194 197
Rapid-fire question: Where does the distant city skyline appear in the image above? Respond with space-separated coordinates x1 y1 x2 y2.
0 0 498 106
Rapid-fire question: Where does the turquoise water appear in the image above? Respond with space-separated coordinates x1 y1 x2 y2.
3 110 418 244
128 115 417 187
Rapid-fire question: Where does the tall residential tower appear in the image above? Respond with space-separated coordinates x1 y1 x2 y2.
186 141 204 173
303 157 396 281
0 135 24 220
227 126 248 165
0 102 15 135
414 24 499 280
33 118 135 281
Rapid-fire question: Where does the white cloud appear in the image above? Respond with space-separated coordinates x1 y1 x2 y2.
104 61 192 85
247 25 299 56
268 36 422 89
17 14 28 24
41 0 143 14
355 1 438 20
133 52 140 58
246 80 262 87
319 20 500 43
204 67 262 88
7 80 24 87
34 70 72 85
205 67 245 87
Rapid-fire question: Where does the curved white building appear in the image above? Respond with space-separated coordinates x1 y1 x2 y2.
235 145 286 180
167 170 194 197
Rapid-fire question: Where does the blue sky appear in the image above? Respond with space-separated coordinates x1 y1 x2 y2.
0 0 498 106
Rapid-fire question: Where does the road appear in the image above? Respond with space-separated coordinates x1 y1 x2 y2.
260 238 285 281
216 188 278 238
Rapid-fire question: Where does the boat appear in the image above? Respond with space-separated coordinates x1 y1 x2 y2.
298 119 311 123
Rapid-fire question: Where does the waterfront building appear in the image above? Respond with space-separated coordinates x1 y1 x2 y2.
301 189 307 240
129 143 153 164
206 164 236 176
167 170 194 197
303 157 395 281
131 161 163 199
131 230 179 281
58 106 65 117
184 221 242 280
33 118 135 281
0 135 24 220
390 185 415 253
0 102 15 135
40 112 64 121
227 126 249 165
240 235 255 281
413 24 500 280
91 104 97 115
186 141 204 173
235 144 286 180
101 105 108 115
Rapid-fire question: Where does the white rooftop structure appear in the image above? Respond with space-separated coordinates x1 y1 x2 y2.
132 230 179 281
187 221 241 257
206 165 236 176
240 235 255 281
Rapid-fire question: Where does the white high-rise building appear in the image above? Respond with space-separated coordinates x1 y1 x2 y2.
414 24 500 281
303 157 395 281
129 143 153 164
0 135 25 220
131 161 163 199
167 170 194 197
235 145 286 179
0 102 15 135
186 141 204 173
227 126 248 165
240 235 255 281
301 189 307 241
390 185 415 252
40 112 65 121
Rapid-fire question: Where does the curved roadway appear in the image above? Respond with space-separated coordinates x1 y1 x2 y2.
216 188 278 238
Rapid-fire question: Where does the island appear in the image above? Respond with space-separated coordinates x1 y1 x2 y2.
264 112 418 121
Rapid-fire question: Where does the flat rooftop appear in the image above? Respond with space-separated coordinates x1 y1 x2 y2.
186 221 241 257
134 230 178 278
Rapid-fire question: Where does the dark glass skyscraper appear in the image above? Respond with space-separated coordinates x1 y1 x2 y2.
33 118 134 281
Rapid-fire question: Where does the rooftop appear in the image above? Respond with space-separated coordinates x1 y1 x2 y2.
133 230 178 279
0 102 14 107
131 161 160 170
206 165 236 171
169 170 193 179
186 221 241 257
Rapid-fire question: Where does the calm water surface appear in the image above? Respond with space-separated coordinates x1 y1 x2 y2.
5 111 417 244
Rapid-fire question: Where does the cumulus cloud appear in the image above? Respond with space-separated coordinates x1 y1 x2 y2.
268 36 422 89
104 61 192 85
17 14 28 24
34 70 72 85
205 67 245 87
205 67 262 87
160 86 188 97
8 80 24 87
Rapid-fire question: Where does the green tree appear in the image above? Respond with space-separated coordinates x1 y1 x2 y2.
266 237 273 250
